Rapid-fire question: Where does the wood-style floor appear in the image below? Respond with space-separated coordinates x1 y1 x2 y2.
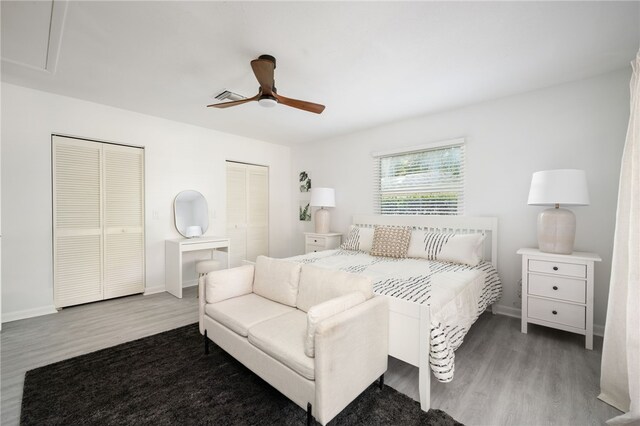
1 287 621 425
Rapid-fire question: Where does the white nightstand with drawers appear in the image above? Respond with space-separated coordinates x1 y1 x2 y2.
304 232 342 254
518 248 601 350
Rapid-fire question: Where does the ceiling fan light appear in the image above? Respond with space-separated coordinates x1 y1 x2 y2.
258 95 278 108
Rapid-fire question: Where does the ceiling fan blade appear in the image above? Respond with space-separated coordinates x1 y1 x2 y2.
251 59 275 95
207 94 259 108
274 94 325 114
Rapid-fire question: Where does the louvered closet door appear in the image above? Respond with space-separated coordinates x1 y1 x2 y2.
53 137 104 308
226 163 247 267
103 144 145 298
246 165 269 262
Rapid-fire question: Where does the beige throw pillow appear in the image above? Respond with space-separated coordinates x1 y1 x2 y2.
305 291 366 357
370 226 411 258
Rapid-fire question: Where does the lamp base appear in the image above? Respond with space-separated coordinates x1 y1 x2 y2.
314 208 331 234
537 207 576 254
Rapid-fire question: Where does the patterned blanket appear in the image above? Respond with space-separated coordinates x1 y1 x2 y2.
287 249 502 382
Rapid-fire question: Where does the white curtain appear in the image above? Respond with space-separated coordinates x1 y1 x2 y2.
598 52 640 425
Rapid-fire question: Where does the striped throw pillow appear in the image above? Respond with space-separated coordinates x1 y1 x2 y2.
340 225 374 252
409 231 455 260
407 230 485 266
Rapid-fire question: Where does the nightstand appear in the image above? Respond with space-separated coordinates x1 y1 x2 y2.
304 232 342 254
518 248 601 349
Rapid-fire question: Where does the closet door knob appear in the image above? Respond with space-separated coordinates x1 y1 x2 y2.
552 310 558 315
553 286 558 290
553 266 558 271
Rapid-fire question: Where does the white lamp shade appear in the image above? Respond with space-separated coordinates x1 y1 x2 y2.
527 169 590 206
310 187 336 207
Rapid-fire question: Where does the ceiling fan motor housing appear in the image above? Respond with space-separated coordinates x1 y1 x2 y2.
258 94 278 107
258 54 276 69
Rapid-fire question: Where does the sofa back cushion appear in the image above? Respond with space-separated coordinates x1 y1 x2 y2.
253 256 302 307
305 291 366 357
205 264 255 304
296 264 373 312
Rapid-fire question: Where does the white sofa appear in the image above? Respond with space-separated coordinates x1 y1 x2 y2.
199 255 389 425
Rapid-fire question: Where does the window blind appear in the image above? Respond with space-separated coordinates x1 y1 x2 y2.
373 142 465 215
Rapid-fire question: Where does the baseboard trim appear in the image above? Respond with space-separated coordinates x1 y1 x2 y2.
492 304 521 318
2 305 58 324
593 324 604 337
144 285 166 295
491 304 604 337
183 279 198 288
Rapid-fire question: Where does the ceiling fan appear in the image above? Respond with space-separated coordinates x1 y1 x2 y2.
207 54 325 114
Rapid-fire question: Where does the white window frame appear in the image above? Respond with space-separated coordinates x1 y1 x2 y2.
372 138 465 216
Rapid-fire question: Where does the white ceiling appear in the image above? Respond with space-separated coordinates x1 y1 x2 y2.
2 1 639 145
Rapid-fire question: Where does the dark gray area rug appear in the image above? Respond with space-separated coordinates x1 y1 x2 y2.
21 324 462 425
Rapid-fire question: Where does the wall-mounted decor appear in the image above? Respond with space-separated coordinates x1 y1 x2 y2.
299 171 311 192
299 200 311 221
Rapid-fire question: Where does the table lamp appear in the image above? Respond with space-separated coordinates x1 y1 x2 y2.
310 187 335 234
527 169 589 254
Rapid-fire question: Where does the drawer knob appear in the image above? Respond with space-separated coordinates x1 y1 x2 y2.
552 310 558 315
553 286 558 290
553 266 558 271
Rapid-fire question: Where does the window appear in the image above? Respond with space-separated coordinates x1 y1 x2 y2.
373 140 465 215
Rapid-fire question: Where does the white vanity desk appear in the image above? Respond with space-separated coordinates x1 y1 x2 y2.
165 236 230 298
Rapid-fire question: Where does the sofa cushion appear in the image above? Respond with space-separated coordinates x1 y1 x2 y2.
253 256 302 307
296 265 374 312
205 293 294 337
205 264 254 304
305 292 366 358
248 310 315 380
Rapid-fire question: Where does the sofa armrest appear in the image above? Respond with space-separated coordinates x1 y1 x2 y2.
314 296 389 424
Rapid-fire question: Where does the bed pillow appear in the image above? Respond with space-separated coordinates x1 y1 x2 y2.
340 225 375 252
407 230 455 260
370 226 411 258
438 233 485 266
305 291 366 357
407 230 485 266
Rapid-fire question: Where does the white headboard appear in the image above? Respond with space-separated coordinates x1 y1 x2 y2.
352 215 498 268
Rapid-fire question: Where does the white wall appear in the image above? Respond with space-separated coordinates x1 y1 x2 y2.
1 82 293 322
292 68 631 329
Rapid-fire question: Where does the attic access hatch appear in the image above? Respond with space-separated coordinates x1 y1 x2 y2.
0 0 67 73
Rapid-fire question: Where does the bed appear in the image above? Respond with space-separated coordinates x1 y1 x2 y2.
287 214 501 411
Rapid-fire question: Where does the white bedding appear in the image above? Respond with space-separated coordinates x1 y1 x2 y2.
286 249 502 382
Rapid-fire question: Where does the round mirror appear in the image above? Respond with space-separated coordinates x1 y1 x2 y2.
174 190 209 238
